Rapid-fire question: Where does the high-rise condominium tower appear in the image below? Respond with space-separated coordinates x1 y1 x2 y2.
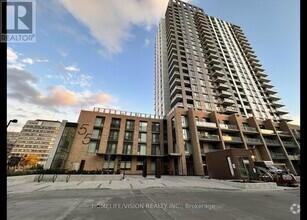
155 0 291 123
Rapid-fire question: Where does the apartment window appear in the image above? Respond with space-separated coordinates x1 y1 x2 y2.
152 144 160 155
139 133 147 142
184 141 192 154
125 120 135 130
194 92 200 99
181 116 188 127
152 122 160 132
124 131 134 142
195 101 201 108
110 118 121 128
205 102 212 110
108 130 119 141
201 87 207 93
136 160 143 170
138 144 147 155
183 128 190 140
122 143 132 154
120 160 131 169
103 159 115 169
106 143 117 154
87 141 99 153
151 160 156 171
152 133 160 143
94 117 105 127
91 129 101 139
139 121 148 132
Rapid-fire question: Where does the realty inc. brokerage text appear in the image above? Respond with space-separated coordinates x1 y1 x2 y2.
92 203 216 210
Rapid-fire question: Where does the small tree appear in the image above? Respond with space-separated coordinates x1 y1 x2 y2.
19 154 39 170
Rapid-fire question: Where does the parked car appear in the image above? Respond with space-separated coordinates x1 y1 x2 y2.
254 161 298 187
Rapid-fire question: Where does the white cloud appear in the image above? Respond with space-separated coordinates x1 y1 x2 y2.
22 58 34 64
8 62 25 70
65 65 80 71
143 38 150 48
7 47 18 63
57 49 68 58
59 0 193 57
7 68 117 131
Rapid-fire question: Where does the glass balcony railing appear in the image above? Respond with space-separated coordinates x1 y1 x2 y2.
241 126 257 132
220 124 238 130
196 121 217 128
199 134 220 141
222 136 242 142
245 137 262 144
260 129 275 135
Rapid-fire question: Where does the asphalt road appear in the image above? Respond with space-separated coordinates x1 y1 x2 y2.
7 187 300 220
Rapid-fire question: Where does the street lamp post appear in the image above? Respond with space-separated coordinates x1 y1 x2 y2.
7 119 18 128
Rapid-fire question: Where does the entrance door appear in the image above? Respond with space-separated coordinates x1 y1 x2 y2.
237 157 251 179
79 160 85 172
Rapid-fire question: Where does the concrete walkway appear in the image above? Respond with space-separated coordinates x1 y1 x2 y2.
7 175 297 195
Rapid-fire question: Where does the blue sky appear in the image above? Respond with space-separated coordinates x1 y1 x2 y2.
7 0 300 131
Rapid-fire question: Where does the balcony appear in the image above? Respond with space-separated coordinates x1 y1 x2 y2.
201 148 221 154
196 121 217 129
276 131 291 137
212 70 224 77
254 65 265 72
267 94 280 101
169 71 180 83
279 115 293 122
171 94 183 103
288 154 300 160
270 152 287 160
265 139 281 146
294 133 300 139
208 53 219 59
222 98 235 105
222 136 242 143
169 78 181 90
173 102 184 109
258 77 270 83
265 88 277 94
260 129 275 135
241 126 258 133
215 76 227 83
211 63 223 70
217 83 229 90
220 124 238 130
256 71 267 77
282 141 298 148
199 134 220 142
245 137 262 145
170 86 182 97
275 108 288 115
209 58 220 65
218 90 232 97
262 81 273 88
271 100 284 108
223 106 238 114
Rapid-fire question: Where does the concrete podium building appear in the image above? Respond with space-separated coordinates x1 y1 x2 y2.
50 0 300 176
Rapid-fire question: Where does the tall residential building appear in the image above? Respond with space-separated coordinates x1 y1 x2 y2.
7 131 20 157
154 0 291 123
49 0 300 177
10 119 62 167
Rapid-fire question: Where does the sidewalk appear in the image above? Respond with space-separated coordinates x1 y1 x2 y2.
7 175 297 195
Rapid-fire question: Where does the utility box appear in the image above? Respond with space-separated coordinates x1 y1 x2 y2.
206 149 257 181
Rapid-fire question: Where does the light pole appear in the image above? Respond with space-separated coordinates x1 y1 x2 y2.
7 119 18 128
